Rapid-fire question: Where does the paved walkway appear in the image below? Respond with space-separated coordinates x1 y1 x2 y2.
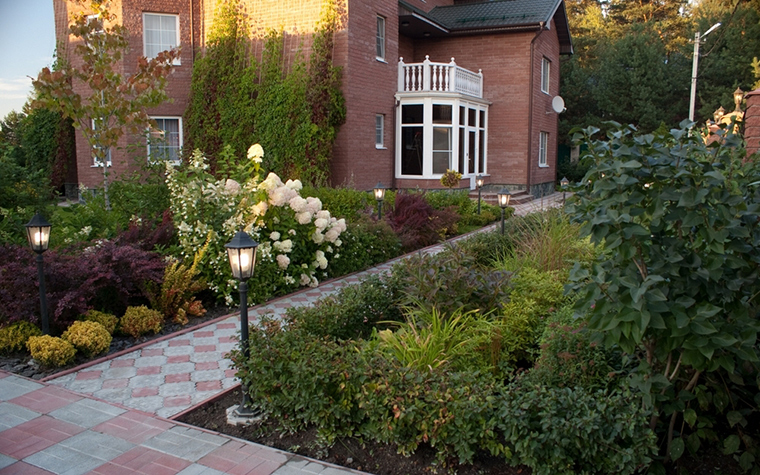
0 193 565 475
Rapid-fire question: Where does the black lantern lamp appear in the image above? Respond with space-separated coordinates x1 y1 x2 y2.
25 213 52 335
560 176 570 204
476 175 485 214
225 230 259 418
374 182 386 220
496 189 511 235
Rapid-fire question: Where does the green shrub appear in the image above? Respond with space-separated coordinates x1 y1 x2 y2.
497 383 656 475
451 229 515 268
285 274 403 340
27 335 76 367
230 318 367 443
325 218 402 278
62 320 112 357
0 321 42 354
120 306 163 338
79 310 118 335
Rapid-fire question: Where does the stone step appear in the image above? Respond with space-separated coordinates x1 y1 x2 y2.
469 190 533 206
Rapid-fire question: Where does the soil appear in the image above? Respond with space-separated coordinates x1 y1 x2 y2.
177 387 748 475
0 304 235 380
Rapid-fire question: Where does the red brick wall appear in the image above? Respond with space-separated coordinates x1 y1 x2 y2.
746 89 760 157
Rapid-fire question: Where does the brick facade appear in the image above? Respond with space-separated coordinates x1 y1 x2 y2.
55 0 570 195
745 89 760 157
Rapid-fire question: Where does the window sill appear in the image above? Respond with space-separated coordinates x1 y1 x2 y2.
376 57 388 64
538 164 549 168
375 145 387 150
91 163 112 168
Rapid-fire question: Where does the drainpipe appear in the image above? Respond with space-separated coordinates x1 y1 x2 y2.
189 0 194 61
527 21 546 197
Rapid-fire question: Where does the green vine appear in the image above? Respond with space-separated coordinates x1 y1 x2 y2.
184 0 345 185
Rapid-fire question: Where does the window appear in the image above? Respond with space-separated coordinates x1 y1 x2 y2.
143 13 179 63
541 57 550 94
91 119 111 167
432 105 452 174
401 104 424 175
376 16 385 61
376 114 385 148
539 131 548 167
148 117 182 163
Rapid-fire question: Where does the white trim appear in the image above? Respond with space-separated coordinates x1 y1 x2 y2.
541 57 550 94
539 131 548 167
375 114 384 148
376 15 386 61
147 116 183 164
143 12 180 65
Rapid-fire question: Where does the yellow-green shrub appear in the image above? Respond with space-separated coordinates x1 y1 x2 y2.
27 335 76 367
79 310 118 335
0 321 42 354
62 321 112 357
120 306 163 338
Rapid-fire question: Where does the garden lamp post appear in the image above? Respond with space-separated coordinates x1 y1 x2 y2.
25 213 52 335
689 22 721 122
476 175 485 214
560 176 569 204
225 230 259 418
734 87 744 113
374 182 386 220
496 189 511 235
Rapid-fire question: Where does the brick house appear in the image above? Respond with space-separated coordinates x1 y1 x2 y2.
54 0 572 196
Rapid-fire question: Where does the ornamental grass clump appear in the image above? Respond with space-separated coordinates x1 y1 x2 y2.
62 320 112 357
120 306 163 338
167 144 346 305
27 335 76 367
0 321 42 354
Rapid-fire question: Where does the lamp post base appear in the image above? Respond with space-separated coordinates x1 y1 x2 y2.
226 404 263 426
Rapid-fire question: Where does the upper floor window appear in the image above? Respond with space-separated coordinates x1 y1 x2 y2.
143 13 179 63
376 16 386 61
148 117 182 163
539 131 548 167
541 57 550 94
376 114 385 148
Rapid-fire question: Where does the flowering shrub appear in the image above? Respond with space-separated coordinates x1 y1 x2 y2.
120 305 163 338
440 168 462 189
167 145 345 304
27 335 76 367
0 321 42 354
62 320 112 357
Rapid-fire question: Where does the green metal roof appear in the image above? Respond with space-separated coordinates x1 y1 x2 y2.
428 0 563 31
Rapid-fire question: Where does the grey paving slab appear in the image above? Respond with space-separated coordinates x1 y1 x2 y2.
176 464 226 475
142 425 227 462
274 459 330 474
0 402 41 431
0 453 15 469
59 429 135 460
24 444 106 475
48 398 126 428
0 375 43 401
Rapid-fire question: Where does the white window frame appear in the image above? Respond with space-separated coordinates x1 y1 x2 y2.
91 119 111 167
143 12 180 65
541 57 550 94
539 131 548 167
147 116 183 164
376 16 386 61
375 114 385 149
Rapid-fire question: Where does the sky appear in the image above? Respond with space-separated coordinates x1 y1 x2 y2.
0 0 56 120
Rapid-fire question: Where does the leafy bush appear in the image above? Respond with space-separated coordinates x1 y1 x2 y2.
301 186 373 222
450 229 515 268
497 383 656 475
387 193 459 251
27 335 76 367
119 305 163 338
0 321 42 354
148 237 208 325
325 218 402 278
62 320 112 357
114 209 175 252
0 243 165 331
79 309 118 335
285 274 403 340
394 244 511 316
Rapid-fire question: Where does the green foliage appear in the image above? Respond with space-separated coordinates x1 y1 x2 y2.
447 229 515 268
300 186 374 222
439 169 462 189
497 383 657 475
0 321 42 355
325 217 402 278
26 335 76 367
62 320 112 357
285 274 403 341
566 122 760 467
424 189 499 227
119 305 163 338
79 310 118 335
185 0 345 185
148 239 208 325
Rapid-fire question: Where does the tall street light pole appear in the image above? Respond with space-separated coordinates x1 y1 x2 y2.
689 23 721 123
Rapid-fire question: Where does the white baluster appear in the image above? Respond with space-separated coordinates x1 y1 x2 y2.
423 55 431 92
398 57 405 92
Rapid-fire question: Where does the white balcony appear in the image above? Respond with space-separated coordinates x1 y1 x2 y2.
398 56 483 99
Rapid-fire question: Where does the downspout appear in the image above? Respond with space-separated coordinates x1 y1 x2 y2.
189 0 194 61
527 21 546 196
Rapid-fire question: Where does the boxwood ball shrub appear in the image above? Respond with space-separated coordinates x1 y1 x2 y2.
0 321 42 354
79 309 118 335
120 306 163 338
62 320 112 357
26 335 76 367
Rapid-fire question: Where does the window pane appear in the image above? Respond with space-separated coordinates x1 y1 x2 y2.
433 105 452 124
458 128 465 173
402 104 423 124
433 127 451 151
468 108 476 127
479 110 485 129
375 115 383 145
145 15 160 29
433 152 450 174
401 126 423 175
376 16 385 59
459 106 465 126
478 130 485 174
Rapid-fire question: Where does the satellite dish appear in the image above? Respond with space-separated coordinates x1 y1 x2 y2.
552 96 566 114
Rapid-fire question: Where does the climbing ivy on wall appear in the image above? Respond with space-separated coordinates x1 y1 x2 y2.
184 0 345 186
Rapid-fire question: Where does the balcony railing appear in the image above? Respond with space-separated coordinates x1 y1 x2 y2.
398 56 483 98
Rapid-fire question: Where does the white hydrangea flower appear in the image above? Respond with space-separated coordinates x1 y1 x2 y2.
289 229 297 235
273 239 293 253
305 197 322 213
314 218 328 231
284 275 296 285
335 239 342 247
225 179 241 194
312 231 324 244
315 250 328 269
325 228 340 243
276 254 290 269
247 144 264 163
270 231 281 241
300 273 311 286
316 210 330 220
289 196 308 213
310 276 319 287
285 179 302 191
296 211 312 225
260 172 284 191
270 186 298 207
